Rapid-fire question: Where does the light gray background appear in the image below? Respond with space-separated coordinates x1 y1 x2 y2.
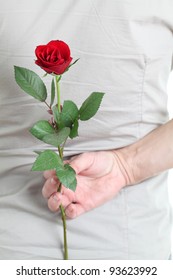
167 72 173 256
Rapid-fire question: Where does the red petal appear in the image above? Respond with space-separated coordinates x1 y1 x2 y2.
47 40 71 60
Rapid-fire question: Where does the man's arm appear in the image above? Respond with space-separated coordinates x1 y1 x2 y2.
116 119 173 184
42 119 173 218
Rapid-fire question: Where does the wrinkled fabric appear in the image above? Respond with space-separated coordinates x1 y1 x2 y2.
0 0 173 259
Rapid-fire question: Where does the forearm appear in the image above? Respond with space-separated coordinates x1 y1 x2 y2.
115 119 173 185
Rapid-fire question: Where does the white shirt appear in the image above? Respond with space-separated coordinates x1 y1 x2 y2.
0 0 173 259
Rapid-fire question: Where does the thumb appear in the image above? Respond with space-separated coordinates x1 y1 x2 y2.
68 152 95 175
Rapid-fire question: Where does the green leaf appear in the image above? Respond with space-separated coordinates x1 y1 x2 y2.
79 92 105 121
56 164 77 191
50 78 55 107
30 121 70 147
69 119 79 139
43 127 70 147
32 150 63 171
52 101 79 130
61 100 79 127
33 150 43 155
30 120 55 140
14 66 47 101
52 105 61 126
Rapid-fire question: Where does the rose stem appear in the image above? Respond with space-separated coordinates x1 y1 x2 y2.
55 75 68 260
55 75 61 113
60 204 68 260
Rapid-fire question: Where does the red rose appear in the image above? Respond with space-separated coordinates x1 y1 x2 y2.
35 40 72 75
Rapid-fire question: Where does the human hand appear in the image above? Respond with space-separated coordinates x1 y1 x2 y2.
42 151 131 218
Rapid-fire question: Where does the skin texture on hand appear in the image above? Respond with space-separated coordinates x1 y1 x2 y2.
42 151 129 219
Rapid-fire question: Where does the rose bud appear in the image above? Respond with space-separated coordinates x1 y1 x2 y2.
35 40 72 75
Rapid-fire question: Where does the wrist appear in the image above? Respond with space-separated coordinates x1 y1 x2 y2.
112 146 138 186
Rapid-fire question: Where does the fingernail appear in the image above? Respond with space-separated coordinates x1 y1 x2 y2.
52 193 59 202
51 177 57 185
